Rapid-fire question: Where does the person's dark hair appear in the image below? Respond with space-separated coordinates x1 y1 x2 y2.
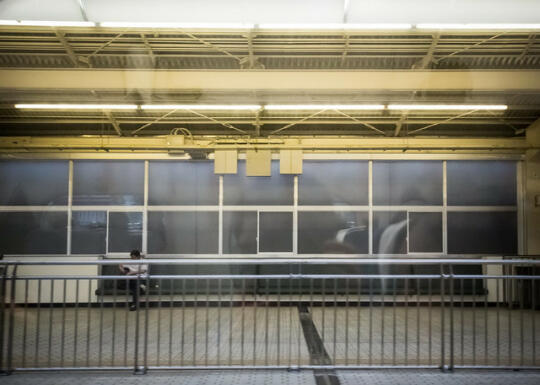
130 249 141 258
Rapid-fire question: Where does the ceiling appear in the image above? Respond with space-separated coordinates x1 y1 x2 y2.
0 25 539 139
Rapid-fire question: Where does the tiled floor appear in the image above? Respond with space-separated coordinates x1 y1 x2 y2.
4 303 540 368
2 370 540 385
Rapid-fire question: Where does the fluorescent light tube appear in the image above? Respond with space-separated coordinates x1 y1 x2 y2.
258 23 411 30
100 22 254 29
19 20 95 27
265 104 385 110
417 23 540 30
141 104 261 110
387 104 508 110
0 20 19 26
15 104 138 110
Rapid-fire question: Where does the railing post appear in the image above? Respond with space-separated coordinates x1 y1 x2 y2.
440 264 446 372
448 265 454 371
0 265 8 375
133 272 146 375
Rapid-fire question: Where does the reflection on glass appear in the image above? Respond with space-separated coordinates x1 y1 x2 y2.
373 161 443 205
148 161 218 205
223 211 257 254
259 212 293 252
298 211 368 254
448 211 517 254
71 211 106 254
223 161 293 205
73 161 144 205
373 211 407 254
108 212 142 253
447 161 516 206
298 161 369 205
0 211 67 254
0 161 68 205
148 211 218 254
408 212 443 253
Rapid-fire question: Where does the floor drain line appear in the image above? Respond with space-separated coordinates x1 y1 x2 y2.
297 305 341 385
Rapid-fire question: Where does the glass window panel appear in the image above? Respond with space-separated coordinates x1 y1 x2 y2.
0 161 68 205
448 211 517 254
298 211 369 254
373 211 407 254
373 161 443 205
108 212 142 253
73 161 144 205
0 212 67 254
148 211 218 254
223 161 293 205
223 211 257 254
259 212 293 253
298 161 369 206
409 212 443 253
71 211 106 254
148 161 218 205
447 161 517 206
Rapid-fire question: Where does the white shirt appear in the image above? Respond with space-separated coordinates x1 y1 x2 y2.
121 263 148 274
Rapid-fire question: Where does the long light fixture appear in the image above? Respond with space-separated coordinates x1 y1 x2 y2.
417 23 540 30
265 104 385 110
141 104 261 110
100 22 254 29
258 23 412 30
19 20 96 27
387 104 508 110
15 104 138 110
0 20 19 26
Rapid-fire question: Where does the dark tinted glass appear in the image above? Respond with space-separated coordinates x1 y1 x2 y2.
0 161 68 205
223 211 257 254
108 212 143 252
73 161 144 205
298 161 369 205
259 212 293 252
71 211 106 254
409 212 443 253
223 161 293 205
148 161 218 205
298 211 369 254
0 211 67 254
448 211 517 254
373 211 407 254
148 211 218 254
447 161 517 206
373 161 443 205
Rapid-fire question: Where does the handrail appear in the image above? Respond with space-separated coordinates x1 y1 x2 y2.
1 257 540 266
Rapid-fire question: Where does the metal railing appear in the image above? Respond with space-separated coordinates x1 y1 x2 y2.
0 258 539 373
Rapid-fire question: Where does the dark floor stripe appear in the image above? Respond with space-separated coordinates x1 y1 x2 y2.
297 304 341 385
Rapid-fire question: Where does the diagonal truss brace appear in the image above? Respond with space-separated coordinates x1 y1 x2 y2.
407 110 478 135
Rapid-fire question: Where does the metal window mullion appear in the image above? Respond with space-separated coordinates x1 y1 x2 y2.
516 161 525 255
67 160 73 255
368 160 373 255
293 175 298 254
219 175 223 255
443 160 448 255
105 210 110 255
142 160 148 255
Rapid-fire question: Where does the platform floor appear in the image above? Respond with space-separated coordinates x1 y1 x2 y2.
3 370 540 385
4 304 540 368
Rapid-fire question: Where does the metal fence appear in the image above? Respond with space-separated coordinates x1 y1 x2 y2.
0 258 539 374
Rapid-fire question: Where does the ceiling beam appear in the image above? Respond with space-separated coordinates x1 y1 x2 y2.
2 70 540 91
0 136 529 152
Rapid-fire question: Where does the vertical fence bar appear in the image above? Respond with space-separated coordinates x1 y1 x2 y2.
277 278 281 366
449 266 454 371
192 279 197 366
440 266 445 371
241 278 246 366
143 273 150 372
47 280 54 369
460 278 464 366
508 273 512 366
217 278 221 366
405 278 409 366
472 278 476 366
86 280 92 368
34 279 41 368
357 278 361 366
533 279 536 367
22 279 29 368
416 278 420 366
111 278 117 367
73 280 79 368
484 276 488 366
123 277 129 367
157 278 162 366
168 278 173 367
133 276 140 373
265 278 269 366
60 279 67 368
181 279 186 367
520 277 524 367
369 278 373 366
392 278 396 366
428 278 432 366
229 278 233 366
98 279 104 367
333 278 337 364
205 278 209 367
381 278 385 365
345 278 349 366
6 266 18 373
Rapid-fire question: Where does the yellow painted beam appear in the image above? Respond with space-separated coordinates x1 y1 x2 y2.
1 70 540 91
